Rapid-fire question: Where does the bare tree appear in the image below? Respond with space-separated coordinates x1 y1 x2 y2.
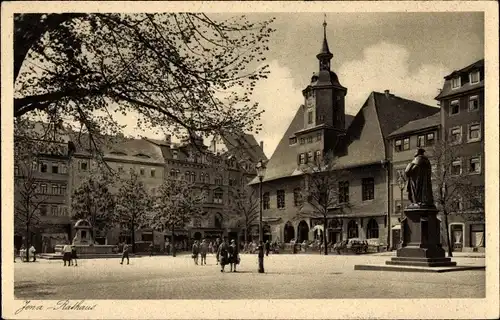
225 186 260 243
295 151 351 255
431 139 484 257
14 13 275 151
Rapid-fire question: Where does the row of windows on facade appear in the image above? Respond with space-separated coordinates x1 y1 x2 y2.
171 150 238 168
79 161 159 178
262 178 374 210
394 122 481 153
450 71 481 90
448 94 481 115
27 183 67 195
307 111 325 124
15 161 69 175
289 133 322 146
169 170 241 186
298 150 323 165
38 204 68 217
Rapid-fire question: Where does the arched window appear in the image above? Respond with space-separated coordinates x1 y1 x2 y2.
214 213 223 229
347 220 359 239
185 171 191 181
284 221 295 243
366 219 379 239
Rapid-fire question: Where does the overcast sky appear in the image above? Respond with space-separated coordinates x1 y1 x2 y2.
94 12 485 157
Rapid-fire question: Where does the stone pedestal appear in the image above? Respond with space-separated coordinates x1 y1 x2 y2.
386 206 456 267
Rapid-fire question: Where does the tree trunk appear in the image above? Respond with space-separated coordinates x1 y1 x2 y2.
244 228 248 243
25 222 30 262
171 224 176 257
131 217 136 254
323 216 328 255
443 211 453 257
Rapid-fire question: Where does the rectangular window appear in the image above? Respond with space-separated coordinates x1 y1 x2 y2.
469 157 481 174
277 190 285 209
450 100 460 115
307 136 313 143
339 181 349 203
61 185 67 195
299 153 306 164
118 165 124 173
308 111 313 124
417 135 426 147
362 178 374 201
300 138 305 145
172 151 178 160
293 188 302 207
140 167 145 176
40 162 48 173
395 139 402 152
61 164 67 174
469 95 479 111
469 224 485 247
40 184 47 194
403 137 410 150
80 162 88 171
51 205 58 216
426 132 435 145
451 159 462 175
214 190 223 204
51 163 59 174
451 77 461 89
14 165 19 176
450 127 462 144
318 115 324 122
150 168 156 178
39 204 47 216
289 137 297 145
307 151 314 163
316 133 322 141
315 150 321 162
52 184 59 194
469 71 480 84
468 123 481 142
263 192 270 210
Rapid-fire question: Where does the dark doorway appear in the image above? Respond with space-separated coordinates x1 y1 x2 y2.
297 220 309 242
284 221 295 243
193 232 202 241
347 220 359 239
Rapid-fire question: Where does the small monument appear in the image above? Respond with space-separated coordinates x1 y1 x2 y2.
386 148 456 267
72 219 94 245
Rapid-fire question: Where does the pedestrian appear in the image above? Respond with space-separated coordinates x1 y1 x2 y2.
120 244 130 265
149 242 154 257
62 244 72 266
215 238 221 264
192 240 199 265
217 238 229 272
208 241 213 255
29 245 36 262
165 240 171 255
70 245 78 266
265 240 270 256
200 239 208 265
228 239 239 272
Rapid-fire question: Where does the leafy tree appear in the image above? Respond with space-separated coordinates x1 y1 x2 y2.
148 178 204 257
114 169 154 253
431 140 484 257
71 167 116 241
295 151 351 255
14 13 275 148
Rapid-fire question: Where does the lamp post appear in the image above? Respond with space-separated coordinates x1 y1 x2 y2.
256 159 266 273
397 170 406 249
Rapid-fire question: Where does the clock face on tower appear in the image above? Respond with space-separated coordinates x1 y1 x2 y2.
306 95 315 108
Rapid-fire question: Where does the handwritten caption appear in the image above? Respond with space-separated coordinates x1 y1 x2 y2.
15 300 98 315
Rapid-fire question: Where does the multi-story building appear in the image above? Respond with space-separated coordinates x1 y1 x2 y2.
434 58 485 252
14 122 73 253
250 21 439 247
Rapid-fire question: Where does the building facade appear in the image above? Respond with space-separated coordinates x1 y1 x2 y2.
434 59 485 252
251 21 439 248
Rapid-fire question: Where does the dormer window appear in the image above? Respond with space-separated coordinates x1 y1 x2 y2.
469 71 480 84
289 137 297 145
172 150 178 160
451 77 461 89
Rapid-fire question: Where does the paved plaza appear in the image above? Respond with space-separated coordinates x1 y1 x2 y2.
14 253 485 299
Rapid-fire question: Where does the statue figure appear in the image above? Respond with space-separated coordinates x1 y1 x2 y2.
405 148 434 207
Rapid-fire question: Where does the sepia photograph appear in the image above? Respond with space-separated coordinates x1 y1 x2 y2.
2 1 499 319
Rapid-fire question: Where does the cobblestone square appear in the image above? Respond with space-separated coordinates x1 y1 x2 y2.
14 254 485 299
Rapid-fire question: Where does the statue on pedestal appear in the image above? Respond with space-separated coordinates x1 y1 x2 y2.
405 148 434 208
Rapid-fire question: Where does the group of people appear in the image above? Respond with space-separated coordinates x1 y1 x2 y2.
191 238 240 272
14 245 37 262
62 244 78 266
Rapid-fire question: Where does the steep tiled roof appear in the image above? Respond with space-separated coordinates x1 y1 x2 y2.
388 111 441 137
444 59 484 80
221 133 267 162
251 92 438 184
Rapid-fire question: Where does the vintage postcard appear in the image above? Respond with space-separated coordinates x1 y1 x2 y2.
1 1 499 319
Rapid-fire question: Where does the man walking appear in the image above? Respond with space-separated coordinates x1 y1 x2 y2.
200 239 208 265
120 244 130 265
192 240 200 265
265 240 270 257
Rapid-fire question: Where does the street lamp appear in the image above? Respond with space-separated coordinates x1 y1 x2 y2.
396 170 406 249
255 159 266 273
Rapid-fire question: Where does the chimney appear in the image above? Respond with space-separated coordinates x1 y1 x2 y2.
384 90 390 98
260 141 264 150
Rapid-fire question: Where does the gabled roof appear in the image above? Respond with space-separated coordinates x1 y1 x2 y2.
444 59 484 80
251 91 439 184
220 132 267 162
435 59 484 100
388 111 441 137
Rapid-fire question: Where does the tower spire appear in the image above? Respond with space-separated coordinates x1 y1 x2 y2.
317 15 333 71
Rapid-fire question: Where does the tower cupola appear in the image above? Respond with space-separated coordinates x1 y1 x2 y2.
316 19 333 71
